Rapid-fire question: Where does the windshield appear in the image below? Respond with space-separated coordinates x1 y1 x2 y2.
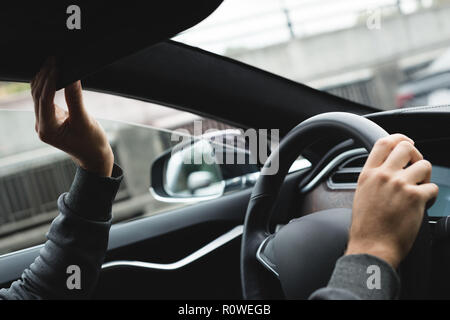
174 0 450 110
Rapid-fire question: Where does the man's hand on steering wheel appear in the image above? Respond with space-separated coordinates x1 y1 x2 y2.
346 134 439 269
241 114 433 300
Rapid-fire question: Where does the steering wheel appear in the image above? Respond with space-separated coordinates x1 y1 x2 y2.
240 112 431 299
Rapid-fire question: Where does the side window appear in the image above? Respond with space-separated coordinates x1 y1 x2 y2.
0 82 264 255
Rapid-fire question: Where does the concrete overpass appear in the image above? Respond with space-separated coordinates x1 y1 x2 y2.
229 4 450 109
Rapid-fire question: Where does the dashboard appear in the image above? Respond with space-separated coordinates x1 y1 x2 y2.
267 106 450 228
429 165 450 217
297 149 450 220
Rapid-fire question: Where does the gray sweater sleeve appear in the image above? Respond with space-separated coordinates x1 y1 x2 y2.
309 254 401 300
0 164 123 300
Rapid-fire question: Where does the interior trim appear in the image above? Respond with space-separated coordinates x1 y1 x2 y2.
0 244 44 260
102 225 243 271
256 236 279 278
300 148 367 193
149 184 224 203
327 168 362 190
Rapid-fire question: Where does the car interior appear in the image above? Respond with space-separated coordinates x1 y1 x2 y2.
1 1 450 300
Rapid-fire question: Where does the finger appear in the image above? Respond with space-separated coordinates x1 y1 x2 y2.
414 183 439 202
402 159 432 184
365 134 414 168
30 71 38 90
31 66 47 101
31 66 43 96
40 64 57 107
31 58 52 99
384 140 422 169
38 65 57 125
32 71 43 125
65 80 87 119
32 63 52 126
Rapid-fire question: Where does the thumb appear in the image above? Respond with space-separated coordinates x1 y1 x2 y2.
65 80 86 119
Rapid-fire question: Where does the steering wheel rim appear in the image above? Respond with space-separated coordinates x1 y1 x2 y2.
240 112 389 299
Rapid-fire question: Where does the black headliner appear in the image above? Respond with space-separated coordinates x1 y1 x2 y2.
80 41 377 136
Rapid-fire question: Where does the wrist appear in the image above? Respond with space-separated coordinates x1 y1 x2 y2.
345 240 401 269
78 145 114 177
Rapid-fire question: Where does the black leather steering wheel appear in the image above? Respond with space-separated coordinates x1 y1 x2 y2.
241 112 404 299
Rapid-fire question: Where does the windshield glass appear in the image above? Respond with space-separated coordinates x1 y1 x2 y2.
174 0 450 110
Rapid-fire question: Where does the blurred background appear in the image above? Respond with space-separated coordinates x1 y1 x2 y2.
176 0 450 109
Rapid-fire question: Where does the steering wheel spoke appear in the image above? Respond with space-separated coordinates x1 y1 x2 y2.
256 235 279 278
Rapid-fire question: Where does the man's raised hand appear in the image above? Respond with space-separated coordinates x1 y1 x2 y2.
31 57 114 177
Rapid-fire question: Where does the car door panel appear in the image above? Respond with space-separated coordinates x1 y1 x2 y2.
0 169 306 299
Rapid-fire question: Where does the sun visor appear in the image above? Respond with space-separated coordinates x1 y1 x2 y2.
0 1 222 89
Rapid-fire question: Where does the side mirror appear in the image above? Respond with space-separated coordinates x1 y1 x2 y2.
150 133 260 202
187 171 218 194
